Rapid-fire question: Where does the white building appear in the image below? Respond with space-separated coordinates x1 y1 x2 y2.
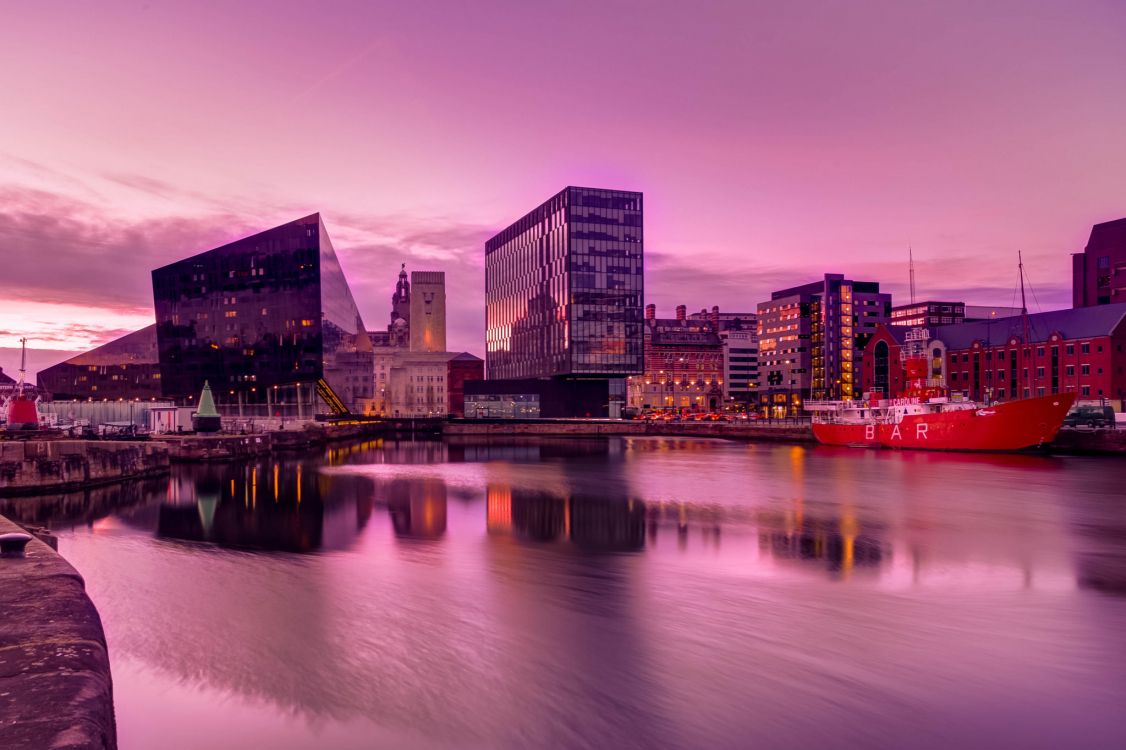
720 329 758 404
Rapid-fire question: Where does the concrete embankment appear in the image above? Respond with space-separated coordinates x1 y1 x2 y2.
0 441 169 497
159 419 441 462
1051 428 1126 455
444 419 816 443
0 515 116 750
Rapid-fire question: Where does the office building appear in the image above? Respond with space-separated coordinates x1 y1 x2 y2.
38 325 162 401
757 274 890 413
485 186 643 380
721 328 759 404
481 186 643 417
409 271 446 352
151 213 374 415
890 301 965 327
1073 217 1126 307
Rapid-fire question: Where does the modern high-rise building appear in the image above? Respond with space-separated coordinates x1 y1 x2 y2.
485 186 644 380
757 274 890 413
477 186 643 418
409 271 446 352
151 213 374 415
1073 217 1126 307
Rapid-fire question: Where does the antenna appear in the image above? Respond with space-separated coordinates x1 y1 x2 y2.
909 245 916 305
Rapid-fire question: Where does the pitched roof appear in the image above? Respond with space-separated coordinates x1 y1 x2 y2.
932 304 1126 349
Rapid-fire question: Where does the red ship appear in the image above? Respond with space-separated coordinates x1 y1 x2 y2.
808 256 1076 452
809 392 1076 451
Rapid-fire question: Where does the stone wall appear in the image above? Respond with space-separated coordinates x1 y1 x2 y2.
0 515 117 750
444 420 816 443
0 441 169 496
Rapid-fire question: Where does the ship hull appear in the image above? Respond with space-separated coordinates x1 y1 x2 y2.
812 394 1077 452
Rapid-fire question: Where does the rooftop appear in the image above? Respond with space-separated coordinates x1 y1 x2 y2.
932 303 1126 349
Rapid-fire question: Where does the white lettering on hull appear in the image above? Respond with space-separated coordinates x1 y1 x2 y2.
916 423 928 440
865 424 875 441
890 425 901 440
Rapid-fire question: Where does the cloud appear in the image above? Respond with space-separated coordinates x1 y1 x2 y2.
0 179 496 354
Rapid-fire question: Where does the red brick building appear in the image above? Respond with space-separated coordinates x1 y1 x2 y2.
861 305 1126 404
446 353 484 417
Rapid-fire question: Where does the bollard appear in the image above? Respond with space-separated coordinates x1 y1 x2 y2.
0 532 33 557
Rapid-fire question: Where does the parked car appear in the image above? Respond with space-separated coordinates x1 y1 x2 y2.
1063 404 1116 428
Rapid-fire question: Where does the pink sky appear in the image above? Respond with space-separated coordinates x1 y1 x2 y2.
2 0 1125 374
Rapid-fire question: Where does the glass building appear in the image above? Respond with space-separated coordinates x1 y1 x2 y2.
485 187 644 380
151 214 374 415
38 324 163 401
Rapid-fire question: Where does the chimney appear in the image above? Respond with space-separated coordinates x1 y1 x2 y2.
645 304 656 320
710 305 720 330
675 304 686 321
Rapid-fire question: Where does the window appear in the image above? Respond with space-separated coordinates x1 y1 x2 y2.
1081 343 1090 354
1066 344 1074 355
1081 364 1090 375
1036 367 1044 377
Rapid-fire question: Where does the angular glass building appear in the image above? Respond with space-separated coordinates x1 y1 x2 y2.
485 187 644 380
37 325 162 401
151 214 373 414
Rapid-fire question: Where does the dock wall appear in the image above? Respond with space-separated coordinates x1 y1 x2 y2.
0 441 169 497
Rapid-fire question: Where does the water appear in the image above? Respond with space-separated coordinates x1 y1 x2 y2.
6 437 1126 749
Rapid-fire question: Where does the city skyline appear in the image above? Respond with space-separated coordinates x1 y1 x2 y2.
3 1 1125 370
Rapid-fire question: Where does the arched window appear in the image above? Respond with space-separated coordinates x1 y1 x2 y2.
874 341 890 395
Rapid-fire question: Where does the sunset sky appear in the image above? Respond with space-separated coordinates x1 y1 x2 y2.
3 0 1125 376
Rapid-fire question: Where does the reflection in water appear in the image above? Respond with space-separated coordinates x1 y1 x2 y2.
12 438 1126 750
384 478 448 539
487 485 646 551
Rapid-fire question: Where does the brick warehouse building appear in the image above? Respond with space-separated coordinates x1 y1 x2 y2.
861 305 1126 404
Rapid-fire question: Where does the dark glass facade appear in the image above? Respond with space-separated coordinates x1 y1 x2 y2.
38 325 162 400
485 187 644 379
152 214 374 413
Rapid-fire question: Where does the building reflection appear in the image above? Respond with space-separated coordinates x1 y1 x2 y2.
0 477 167 529
758 514 888 574
383 478 448 539
156 460 372 553
486 484 646 551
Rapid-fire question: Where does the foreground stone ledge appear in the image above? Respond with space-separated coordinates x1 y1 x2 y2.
0 515 116 750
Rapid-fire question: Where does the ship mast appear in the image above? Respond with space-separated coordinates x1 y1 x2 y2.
17 337 28 395
909 245 916 305
1019 252 1031 400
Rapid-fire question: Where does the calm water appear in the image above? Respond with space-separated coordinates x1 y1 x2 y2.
6 437 1126 749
